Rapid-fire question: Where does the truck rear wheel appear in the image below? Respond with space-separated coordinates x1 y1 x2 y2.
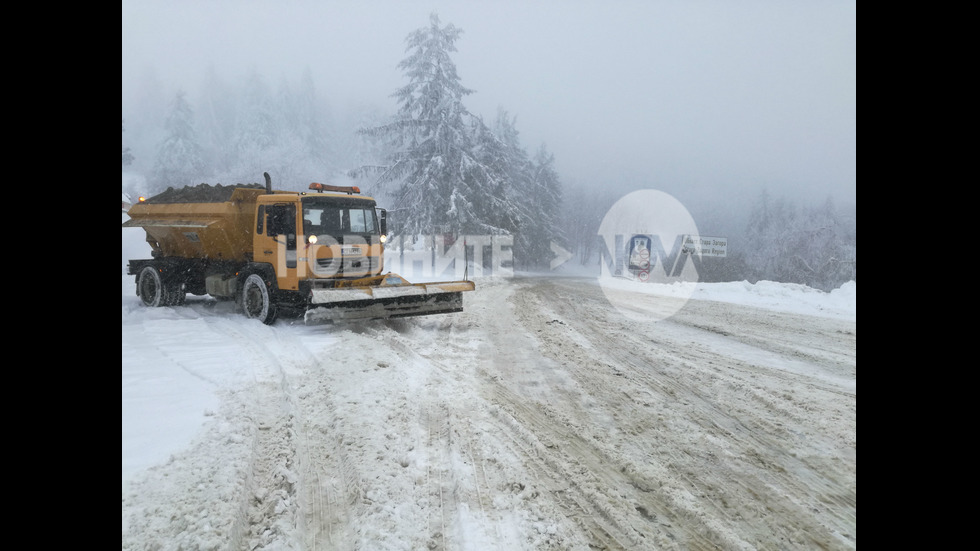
241 273 279 324
137 266 165 307
137 265 185 307
165 279 186 306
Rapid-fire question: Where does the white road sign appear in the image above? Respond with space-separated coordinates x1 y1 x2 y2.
682 235 728 257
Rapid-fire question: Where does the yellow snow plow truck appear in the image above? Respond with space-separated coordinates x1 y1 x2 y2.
123 173 475 324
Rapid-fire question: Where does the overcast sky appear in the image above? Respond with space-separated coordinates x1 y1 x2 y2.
121 0 856 207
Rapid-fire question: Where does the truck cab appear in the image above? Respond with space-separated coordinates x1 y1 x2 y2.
252 186 387 294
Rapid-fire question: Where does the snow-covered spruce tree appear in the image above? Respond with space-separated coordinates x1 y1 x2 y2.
561 180 615 266
293 67 331 167
127 69 169 175
269 68 335 187
480 108 566 270
197 67 331 189
785 196 856 291
267 75 315 187
122 119 134 166
470 109 529 235
230 70 279 182
524 144 565 270
357 13 503 237
150 90 206 194
744 189 797 283
743 189 856 290
197 65 236 175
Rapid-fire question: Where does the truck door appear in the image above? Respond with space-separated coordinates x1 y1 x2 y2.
254 202 300 290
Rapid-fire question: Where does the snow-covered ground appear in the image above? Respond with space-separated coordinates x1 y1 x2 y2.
122 219 856 550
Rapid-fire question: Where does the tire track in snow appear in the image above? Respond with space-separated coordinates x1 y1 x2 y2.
520 278 856 550
194 317 308 551
384 322 489 549
380 317 544 550
422 399 456 551
214 318 372 551
123 309 316 551
195 315 366 551
290 357 362 551
458 278 708 549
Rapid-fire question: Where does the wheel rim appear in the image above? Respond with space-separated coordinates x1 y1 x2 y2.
139 268 161 306
243 278 267 318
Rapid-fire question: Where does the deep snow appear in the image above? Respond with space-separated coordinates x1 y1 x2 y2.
122 213 855 549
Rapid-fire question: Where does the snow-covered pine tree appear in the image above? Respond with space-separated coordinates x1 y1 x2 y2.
479 109 534 265
482 109 567 270
357 13 494 237
786 196 856 291
294 67 330 166
197 65 236 175
122 119 135 166
235 70 278 154
127 69 169 174
470 109 528 234
744 189 795 283
353 12 567 268
561 180 616 266
150 90 206 193
224 70 283 183
272 68 333 186
743 189 855 290
524 143 565 269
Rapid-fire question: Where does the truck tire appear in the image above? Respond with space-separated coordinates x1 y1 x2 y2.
137 266 165 307
138 265 185 307
241 273 279 325
164 279 186 306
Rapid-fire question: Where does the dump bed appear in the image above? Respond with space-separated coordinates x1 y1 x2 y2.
122 186 265 262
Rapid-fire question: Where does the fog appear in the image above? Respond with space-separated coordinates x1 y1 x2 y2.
122 0 855 219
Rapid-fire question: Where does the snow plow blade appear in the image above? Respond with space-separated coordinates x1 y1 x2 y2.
304 274 475 324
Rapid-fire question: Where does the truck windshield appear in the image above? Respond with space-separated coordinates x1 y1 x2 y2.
302 198 378 237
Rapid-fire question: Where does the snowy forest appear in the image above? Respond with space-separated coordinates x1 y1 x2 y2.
122 13 855 291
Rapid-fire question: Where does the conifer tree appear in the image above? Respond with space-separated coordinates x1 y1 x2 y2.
357 13 487 236
295 67 329 164
523 144 564 268
122 119 135 166
352 12 567 268
743 189 856 290
150 90 206 193
235 71 278 154
197 65 235 173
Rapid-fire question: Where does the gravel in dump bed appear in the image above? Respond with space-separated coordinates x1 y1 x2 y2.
145 183 266 204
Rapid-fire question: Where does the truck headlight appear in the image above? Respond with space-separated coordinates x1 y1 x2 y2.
308 235 318 244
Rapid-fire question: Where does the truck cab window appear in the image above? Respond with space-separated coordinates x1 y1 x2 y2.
321 209 341 232
349 209 370 233
267 204 297 249
301 199 378 236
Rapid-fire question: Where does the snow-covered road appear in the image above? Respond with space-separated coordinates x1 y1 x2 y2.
122 273 856 550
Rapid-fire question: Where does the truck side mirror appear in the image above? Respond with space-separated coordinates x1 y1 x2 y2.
378 209 387 236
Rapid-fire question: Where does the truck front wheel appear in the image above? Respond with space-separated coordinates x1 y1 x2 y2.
241 273 279 325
